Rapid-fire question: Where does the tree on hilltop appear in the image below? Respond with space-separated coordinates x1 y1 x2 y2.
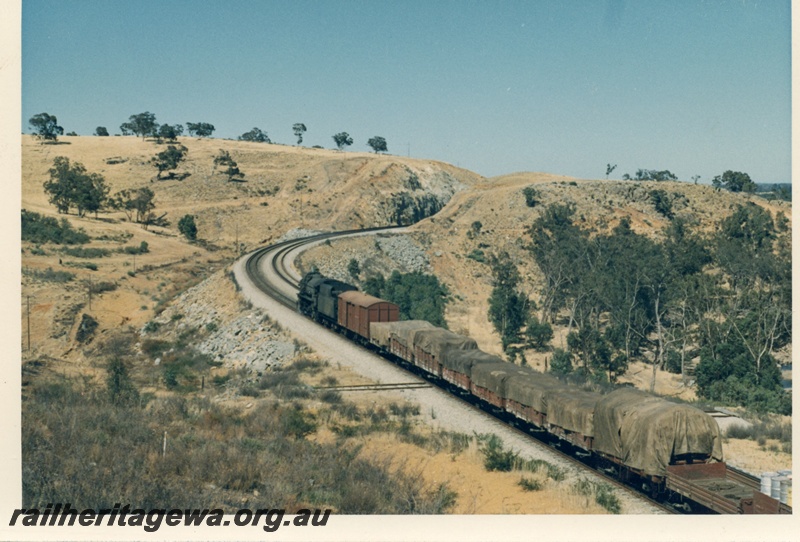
333 132 353 151
156 124 183 143
123 112 158 139
29 113 64 142
239 127 271 143
186 122 215 138
95 126 109 136
712 170 756 193
367 136 388 154
293 123 307 145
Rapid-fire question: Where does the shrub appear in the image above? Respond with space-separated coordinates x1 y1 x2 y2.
88 281 118 294
364 270 449 327
106 357 139 406
163 365 180 389
347 258 360 280
550 348 573 375
21 210 89 245
466 221 483 239
572 479 621 514
22 375 458 513
467 249 486 263
178 214 198 241
24 267 75 283
518 477 543 491
478 434 518 472
526 315 553 350
280 405 317 439
63 247 110 258
292 357 325 373
239 384 260 397
142 321 160 333
319 389 342 404
75 314 98 344
64 261 97 271
120 241 149 254
523 459 565 482
522 186 540 207
650 189 674 219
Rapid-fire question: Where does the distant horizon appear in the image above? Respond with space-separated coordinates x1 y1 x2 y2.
21 1 791 184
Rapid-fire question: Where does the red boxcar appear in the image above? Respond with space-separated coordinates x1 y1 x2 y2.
337 291 399 340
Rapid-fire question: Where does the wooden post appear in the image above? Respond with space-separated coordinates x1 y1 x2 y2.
162 431 167 458
26 295 31 352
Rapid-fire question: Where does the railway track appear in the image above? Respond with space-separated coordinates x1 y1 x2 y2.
243 228 680 514
315 382 432 392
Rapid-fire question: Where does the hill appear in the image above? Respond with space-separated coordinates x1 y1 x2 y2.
19 136 792 510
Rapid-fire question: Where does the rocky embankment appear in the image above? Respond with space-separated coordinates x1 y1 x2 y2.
142 271 297 373
296 232 432 284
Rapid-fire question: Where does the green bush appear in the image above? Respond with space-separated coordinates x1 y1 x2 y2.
526 315 553 350
120 241 149 255
364 270 449 327
23 375 457 513
522 186 540 207
550 348 573 375
21 210 90 245
24 267 75 283
478 434 519 472
62 247 110 258
178 214 198 241
75 314 98 344
88 281 118 294
347 258 360 280
572 479 621 514
518 477 543 491
64 261 97 271
280 405 317 439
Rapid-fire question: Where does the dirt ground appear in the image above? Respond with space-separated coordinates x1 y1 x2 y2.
19 135 792 514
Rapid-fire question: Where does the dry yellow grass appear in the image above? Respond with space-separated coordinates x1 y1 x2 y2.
20 134 792 514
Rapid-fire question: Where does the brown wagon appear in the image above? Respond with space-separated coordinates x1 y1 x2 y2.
337 291 399 340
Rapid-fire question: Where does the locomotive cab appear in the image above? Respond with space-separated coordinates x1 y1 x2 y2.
297 270 356 324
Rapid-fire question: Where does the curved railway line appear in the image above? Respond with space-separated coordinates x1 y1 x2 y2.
242 228 685 514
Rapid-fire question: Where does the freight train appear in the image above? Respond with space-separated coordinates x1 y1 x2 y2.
297 270 790 514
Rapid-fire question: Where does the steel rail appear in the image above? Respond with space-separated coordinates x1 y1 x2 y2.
244 228 679 514
314 382 432 392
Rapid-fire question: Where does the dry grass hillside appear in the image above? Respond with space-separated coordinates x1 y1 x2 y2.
22 135 482 248
19 135 792 511
300 173 791 388
20 134 481 363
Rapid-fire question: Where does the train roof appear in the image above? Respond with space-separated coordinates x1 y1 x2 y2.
593 388 724 476
338 290 397 309
441 349 504 374
545 388 601 437
412 328 477 358
505 371 568 413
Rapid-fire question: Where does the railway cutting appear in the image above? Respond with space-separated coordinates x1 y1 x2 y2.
240 229 791 516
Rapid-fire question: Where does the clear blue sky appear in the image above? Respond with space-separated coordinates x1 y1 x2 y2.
21 0 791 183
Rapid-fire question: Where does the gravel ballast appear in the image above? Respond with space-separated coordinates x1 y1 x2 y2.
232 241 663 514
